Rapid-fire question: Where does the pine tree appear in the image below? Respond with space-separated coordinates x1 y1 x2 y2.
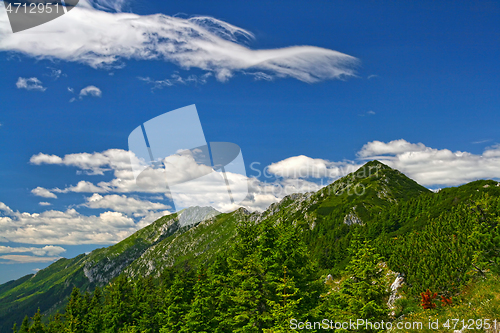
134 276 161 333
158 269 195 333
329 238 388 327
263 266 302 333
66 287 84 333
18 316 30 333
86 287 103 333
104 275 135 332
181 266 216 333
29 308 45 333
45 313 64 333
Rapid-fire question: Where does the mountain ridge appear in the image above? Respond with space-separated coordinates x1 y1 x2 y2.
1 160 497 332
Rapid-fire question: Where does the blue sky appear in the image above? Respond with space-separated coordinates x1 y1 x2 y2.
0 0 499 283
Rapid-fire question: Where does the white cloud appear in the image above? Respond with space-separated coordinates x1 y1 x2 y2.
0 255 62 264
358 139 500 186
27 138 500 216
267 155 361 180
16 77 46 91
0 245 66 256
11 139 500 247
84 193 170 216
46 67 64 79
31 187 57 199
139 72 212 90
0 3 358 83
79 85 102 98
0 202 145 244
30 149 132 175
39 202 52 206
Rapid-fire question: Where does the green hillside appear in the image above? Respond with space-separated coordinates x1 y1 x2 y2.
2 160 500 333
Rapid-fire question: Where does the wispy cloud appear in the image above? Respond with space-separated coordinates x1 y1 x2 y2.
358 110 376 117
79 85 102 98
0 2 358 83
45 67 65 80
472 139 492 144
139 73 212 90
69 85 102 102
16 77 46 91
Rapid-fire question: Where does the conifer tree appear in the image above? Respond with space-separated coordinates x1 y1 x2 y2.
323 237 388 328
18 316 30 333
263 266 302 333
159 269 195 333
104 275 135 332
66 287 84 333
45 313 64 333
86 287 103 333
29 308 45 333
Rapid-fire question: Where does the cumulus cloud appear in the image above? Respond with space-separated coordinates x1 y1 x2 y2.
358 139 500 186
30 149 132 175
10 138 500 247
267 155 362 180
16 77 46 91
84 193 170 216
28 149 325 212
0 245 66 256
0 255 62 264
0 202 156 244
39 202 52 206
31 187 57 199
0 2 358 83
28 138 500 216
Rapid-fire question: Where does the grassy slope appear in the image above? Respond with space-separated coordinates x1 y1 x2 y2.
0 160 498 332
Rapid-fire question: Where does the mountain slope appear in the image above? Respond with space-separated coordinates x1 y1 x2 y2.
1 160 494 332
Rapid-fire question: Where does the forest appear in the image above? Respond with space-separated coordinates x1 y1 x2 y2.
11 183 500 333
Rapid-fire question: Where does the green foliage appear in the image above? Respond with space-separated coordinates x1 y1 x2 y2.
5 162 500 333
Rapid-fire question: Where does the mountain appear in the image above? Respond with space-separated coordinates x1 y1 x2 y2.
1 160 498 332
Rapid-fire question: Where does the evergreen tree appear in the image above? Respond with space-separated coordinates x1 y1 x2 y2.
18 316 30 333
158 269 195 333
29 308 45 333
86 287 103 333
263 266 302 333
103 275 135 332
66 287 84 333
45 313 65 333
